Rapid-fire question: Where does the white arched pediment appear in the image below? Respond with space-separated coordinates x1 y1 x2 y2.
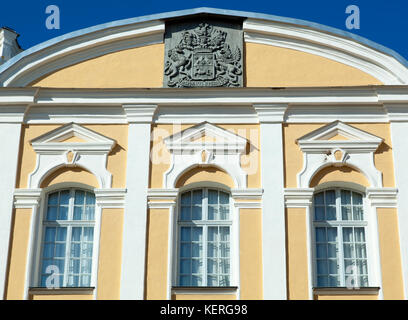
296 121 383 188
1 8 408 86
28 122 116 189
163 122 247 189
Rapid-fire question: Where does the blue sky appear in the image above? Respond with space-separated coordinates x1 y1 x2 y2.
1 0 408 59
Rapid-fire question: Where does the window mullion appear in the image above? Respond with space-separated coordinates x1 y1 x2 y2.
203 188 208 286
338 225 345 287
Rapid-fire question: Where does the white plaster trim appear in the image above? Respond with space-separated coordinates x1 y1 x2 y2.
297 121 383 188
366 188 398 208
13 189 42 208
120 122 152 300
253 104 288 123
123 104 158 123
94 188 127 208
243 19 408 85
171 287 238 295
148 201 177 209
0 105 28 123
233 201 262 209
0 21 165 87
284 188 314 207
163 122 247 189
259 122 286 300
28 123 116 189
147 189 178 209
231 188 263 199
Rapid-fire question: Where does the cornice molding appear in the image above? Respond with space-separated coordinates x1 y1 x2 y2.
123 104 158 123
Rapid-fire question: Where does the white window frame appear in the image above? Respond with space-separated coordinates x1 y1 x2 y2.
31 184 101 290
174 187 235 288
311 187 376 288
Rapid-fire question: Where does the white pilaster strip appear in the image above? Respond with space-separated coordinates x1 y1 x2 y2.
120 105 157 299
255 104 287 300
0 108 26 299
389 120 408 299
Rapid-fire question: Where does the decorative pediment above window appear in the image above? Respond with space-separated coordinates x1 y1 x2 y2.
163 122 247 188
28 123 116 189
296 121 383 188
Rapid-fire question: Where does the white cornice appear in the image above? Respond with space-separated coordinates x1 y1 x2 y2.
366 188 398 208
253 104 288 123
284 188 314 207
123 104 158 123
0 21 165 87
94 188 127 208
13 189 42 208
243 19 408 85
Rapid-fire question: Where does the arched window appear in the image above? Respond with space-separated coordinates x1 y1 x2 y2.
39 188 96 287
177 188 231 287
313 188 369 288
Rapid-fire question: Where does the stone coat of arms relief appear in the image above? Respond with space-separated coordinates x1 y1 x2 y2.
164 21 243 88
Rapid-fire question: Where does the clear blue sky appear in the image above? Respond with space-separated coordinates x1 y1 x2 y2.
1 0 408 59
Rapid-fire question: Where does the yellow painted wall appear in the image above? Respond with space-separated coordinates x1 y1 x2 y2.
310 165 369 188
245 43 382 87
286 208 309 300
5 209 32 300
97 208 124 300
283 123 395 188
16 124 128 189
145 208 169 300
239 208 263 299
175 167 235 189
377 208 404 300
40 167 99 188
150 124 260 189
29 42 382 88
31 44 164 88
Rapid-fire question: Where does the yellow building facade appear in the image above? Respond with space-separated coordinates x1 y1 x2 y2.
0 8 407 300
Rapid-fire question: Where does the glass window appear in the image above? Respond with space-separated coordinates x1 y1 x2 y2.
178 189 231 287
313 189 368 288
40 189 95 288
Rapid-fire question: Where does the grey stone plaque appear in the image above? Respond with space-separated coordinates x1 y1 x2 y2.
163 18 243 88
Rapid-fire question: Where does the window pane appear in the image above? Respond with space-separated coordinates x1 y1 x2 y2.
207 275 218 286
192 259 202 274
315 228 326 242
341 206 352 220
192 275 202 286
59 191 70 205
317 276 328 287
341 190 351 205
181 192 191 205
43 244 54 258
207 259 218 274
316 244 327 258
314 206 325 221
220 206 229 220
329 276 339 286
343 228 353 242
48 193 58 205
192 206 202 220
74 191 85 205
55 243 66 257
72 227 82 241
359 276 369 287
355 244 367 259
328 259 338 274
192 227 202 242
207 243 217 258
192 190 202 205
353 206 364 221
180 259 191 274
180 206 190 221
208 190 218 205
86 193 95 205
219 192 229 204
44 227 56 242
191 243 202 257
179 275 190 286
326 206 336 220
317 260 328 274
325 190 336 205
180 244 191 258
58 206 69 220
73 206 83 220
180 227 190 241
84 206 95 221
353 192 363 205
56 227 67 241
208 227 218 242
220 227 230 242
208 206 217 220
327 244 337 258
220 243 230 258
46 206 57 221
220 259 230 274
354 228 365 242
343 244 354 259
327 228 337 242
314 192 324 205
83 228 94 242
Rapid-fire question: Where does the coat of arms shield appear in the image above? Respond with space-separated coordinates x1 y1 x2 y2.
192 51 215 80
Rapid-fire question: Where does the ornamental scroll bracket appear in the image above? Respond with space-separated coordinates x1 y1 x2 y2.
163 19 243 88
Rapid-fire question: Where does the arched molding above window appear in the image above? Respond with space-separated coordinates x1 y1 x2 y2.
28 123 116 189
163 122 247 189
296 121 383 188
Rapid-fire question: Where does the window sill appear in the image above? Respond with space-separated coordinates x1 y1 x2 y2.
171 286 238 295
313 287 380 295
28 287 95 295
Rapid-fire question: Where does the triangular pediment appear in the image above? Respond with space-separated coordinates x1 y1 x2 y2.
31 122 116 152
164 122 247 152
297 121 382 152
